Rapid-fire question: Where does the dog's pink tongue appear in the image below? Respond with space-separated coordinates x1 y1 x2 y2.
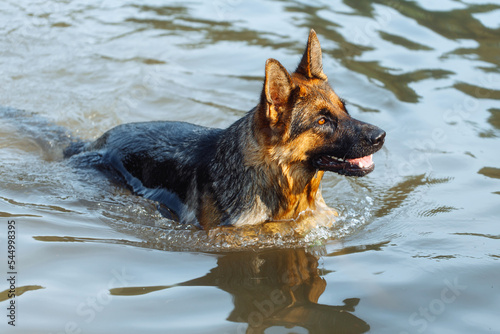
347 154 373 168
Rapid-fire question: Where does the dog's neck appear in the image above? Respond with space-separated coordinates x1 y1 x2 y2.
217 110 325 224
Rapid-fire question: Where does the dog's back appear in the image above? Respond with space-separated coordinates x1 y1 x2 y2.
66 121 224 225
83 121 222 190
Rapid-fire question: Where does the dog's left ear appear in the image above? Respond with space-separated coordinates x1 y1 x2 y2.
296 29 327 80
264 58 294 124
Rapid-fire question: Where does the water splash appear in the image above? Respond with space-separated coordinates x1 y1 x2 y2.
97 188 377 252
333 195 375 238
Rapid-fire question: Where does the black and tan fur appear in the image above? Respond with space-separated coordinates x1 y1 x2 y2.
65 30 385 229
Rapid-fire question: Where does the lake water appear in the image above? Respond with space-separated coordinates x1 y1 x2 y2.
1 0 499 333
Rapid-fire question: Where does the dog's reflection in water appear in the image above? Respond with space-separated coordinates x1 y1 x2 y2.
111 248 369 334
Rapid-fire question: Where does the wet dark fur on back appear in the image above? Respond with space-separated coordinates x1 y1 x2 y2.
65 30 386 229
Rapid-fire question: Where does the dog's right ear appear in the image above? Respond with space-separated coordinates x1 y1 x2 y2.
296 29 327 80
263 58 294 125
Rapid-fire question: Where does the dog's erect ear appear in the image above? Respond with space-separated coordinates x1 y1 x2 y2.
296 29 327 80
264 58 294 123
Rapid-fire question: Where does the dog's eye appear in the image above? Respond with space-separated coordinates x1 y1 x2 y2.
318 117 327 125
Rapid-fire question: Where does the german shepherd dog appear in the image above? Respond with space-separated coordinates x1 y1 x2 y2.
65 30 385 229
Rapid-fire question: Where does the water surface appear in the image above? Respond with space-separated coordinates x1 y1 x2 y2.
1 0 499 333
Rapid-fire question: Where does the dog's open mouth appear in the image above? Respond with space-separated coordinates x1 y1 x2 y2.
315 154 375 176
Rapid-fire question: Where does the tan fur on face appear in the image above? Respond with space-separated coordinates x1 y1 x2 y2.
226 30 349 225
245 69 344 222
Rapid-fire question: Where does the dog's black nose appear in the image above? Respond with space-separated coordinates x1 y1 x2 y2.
370 128 386 146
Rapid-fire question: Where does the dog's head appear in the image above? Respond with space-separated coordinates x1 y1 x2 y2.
255 30 385 177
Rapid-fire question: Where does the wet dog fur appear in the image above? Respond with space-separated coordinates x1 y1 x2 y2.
65 30 385 229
